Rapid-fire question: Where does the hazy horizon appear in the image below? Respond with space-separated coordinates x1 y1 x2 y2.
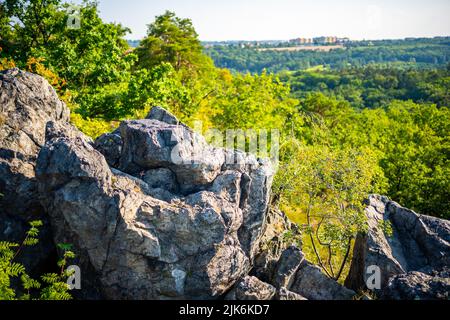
67 0 450 41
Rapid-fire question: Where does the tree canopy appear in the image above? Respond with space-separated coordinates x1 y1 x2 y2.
135 10 213 74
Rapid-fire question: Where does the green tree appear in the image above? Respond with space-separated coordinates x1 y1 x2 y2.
0 0 137 119
0 0 61 61
0 0 134 87
380 101 450 218
210 71 298 131
273 143 384 280
136 11 213 74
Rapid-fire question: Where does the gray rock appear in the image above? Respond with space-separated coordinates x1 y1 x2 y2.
225 276 276 300
10 72 432 301
209 170 241 204
143 168 178 193
345 194 450 297
251 213 353 301
0 68 69 216
94 131 122 168
0 68 70 275
146 106 181 126
118 119 225 193
381 269 450 300
36 113 274 299
251 208 301 282
98 110 274 261
290 260 356 300
272 246 305 289
277 287 307 300
237 158 274 260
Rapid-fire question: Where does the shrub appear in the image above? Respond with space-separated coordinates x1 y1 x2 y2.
0 220 75 300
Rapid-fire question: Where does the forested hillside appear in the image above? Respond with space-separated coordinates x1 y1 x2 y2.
280 67 450 108
205 37 450 73
0 0 448 285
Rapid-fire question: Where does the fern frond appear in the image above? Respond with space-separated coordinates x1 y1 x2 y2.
0 241 19 251
23 238 39 246
29 220 43 228
8 262 26 276
21 274 41 290
41 273 59 284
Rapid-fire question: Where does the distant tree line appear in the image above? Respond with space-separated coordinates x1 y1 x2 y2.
205 38 450 73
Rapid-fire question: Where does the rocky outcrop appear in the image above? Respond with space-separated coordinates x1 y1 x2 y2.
246 220 356 300
225 276 276 300
0 68 69 273
0 68 69 216
251 208 300 283
145 106 181 126
382 269 449 300
228 244 356 300
6 69 446 300
31 94 354 300
93 130 122 168
276 287 307 300
0 70 359 300
36 106 274 299
345 195 450 299
272 246 305 289
290 259 356 300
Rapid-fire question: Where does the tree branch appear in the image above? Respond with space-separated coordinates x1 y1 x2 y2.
335 236 353 280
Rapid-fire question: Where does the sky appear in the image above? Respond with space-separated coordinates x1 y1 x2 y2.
69 0 450 41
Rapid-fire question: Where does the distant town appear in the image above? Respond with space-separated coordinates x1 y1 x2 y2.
127 36 450 50
202 36 351 49
127 37 351 49
290 36 350 44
